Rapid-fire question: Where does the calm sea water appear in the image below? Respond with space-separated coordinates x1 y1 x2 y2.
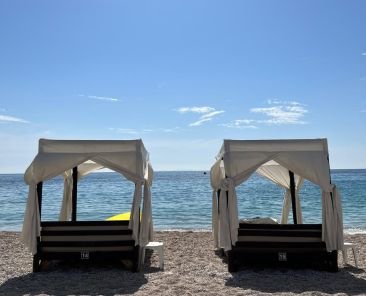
0 170 365 233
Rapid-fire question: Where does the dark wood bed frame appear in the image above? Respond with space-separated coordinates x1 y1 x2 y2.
33 166 140 272
33 220 139 272
227 223 338 272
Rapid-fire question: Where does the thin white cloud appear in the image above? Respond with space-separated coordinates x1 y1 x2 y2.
251 100 308 125
220 119 258 129
222 100 308 129
176 106 215 114
0 114 29 123
361 110 366 113
362 52 366 56
79 94 119 102
89 95 119 102
201 110 225 119
176 106 225 126
360 77 366 81
251 103 308 125
267 99 304 106
189 117 213 126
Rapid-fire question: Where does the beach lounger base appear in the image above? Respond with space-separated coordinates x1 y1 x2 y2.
226 223 338 272
33 220 139 272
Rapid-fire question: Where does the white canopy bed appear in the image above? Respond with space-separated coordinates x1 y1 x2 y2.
21 139 153 272
210 138 343 271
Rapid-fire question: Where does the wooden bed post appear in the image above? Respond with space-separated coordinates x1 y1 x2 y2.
36 182 43 220
217 189 221 214
289 171 297 224
72 166 78 222
326 154 334 202
33 182 43 272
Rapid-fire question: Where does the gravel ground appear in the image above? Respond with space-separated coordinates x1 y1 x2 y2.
0 231 365 296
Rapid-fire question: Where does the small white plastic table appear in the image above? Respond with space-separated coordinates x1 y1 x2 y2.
342 242 358 267
141 242 164 270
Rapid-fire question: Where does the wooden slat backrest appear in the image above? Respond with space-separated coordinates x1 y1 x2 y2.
235 224 324 247
39 221 135 252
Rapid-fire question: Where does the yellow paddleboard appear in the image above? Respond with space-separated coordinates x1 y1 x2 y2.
106 211 131 221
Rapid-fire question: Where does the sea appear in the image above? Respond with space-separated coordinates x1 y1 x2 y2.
0 170 365 233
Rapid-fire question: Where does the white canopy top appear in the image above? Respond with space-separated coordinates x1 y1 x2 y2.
210 138 343 252
212 139 331 190
22 139 154 255
25 139 152 185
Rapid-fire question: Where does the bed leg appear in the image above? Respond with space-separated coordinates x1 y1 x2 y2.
228 250 238 272
132 246 140 272
33 254 41 272
328 250 338 272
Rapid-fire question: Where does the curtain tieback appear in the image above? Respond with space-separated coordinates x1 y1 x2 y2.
219 178 234 191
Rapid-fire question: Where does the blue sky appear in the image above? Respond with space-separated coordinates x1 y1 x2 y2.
0 0 365 173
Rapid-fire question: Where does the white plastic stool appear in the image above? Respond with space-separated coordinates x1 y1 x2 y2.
342 242 358 267
142 242 164 270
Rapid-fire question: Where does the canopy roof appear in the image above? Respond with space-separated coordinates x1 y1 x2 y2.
25 139 152 184
211 138 332 191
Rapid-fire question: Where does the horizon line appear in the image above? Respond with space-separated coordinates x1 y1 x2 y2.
0 167 365 175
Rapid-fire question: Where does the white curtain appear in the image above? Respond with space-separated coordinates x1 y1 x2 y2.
59 162 104 221
128 180 153 248
20 184 40 255
211 157 261 251
322 186 344 251
139 180 153 246
280 184 303 224
215 178 239 251
211 158 224 249
256 163 304 224
212 190 219 248
59 170 73 221
217 186 231 251
129 183 143 244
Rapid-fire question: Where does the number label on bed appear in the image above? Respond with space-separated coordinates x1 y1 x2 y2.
278 252 287 261
81 251 90 260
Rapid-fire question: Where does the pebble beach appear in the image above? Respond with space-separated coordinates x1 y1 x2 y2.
1 231 365 296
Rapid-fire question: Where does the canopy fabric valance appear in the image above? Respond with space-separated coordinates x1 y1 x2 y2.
210 138 343 252
24 139 152 185
21 139 154 255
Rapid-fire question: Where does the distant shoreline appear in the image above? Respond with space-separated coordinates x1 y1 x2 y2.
1 168 366 175
2 228 366 234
